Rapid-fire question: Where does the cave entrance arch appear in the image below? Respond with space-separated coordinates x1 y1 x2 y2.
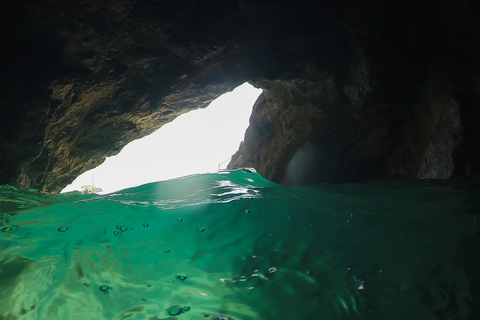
61 83 262 194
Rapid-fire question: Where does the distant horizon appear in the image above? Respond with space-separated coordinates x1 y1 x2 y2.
61 83 262 194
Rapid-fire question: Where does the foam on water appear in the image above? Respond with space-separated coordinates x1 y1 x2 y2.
0 170 479 319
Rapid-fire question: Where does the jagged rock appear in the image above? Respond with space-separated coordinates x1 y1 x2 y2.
417 98 463 179
1 0 480 191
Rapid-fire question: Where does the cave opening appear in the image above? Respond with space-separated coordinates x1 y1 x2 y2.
61 83 262 194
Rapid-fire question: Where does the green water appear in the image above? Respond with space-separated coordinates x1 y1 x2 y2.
0 169 479 320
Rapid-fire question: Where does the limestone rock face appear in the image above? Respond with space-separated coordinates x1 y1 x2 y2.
1 0 480 191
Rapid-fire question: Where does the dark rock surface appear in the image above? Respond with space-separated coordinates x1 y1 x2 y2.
1 0 480 191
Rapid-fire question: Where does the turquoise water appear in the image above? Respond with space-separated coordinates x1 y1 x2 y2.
0 169 479 320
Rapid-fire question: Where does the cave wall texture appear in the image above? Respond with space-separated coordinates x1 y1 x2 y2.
1 0 479 192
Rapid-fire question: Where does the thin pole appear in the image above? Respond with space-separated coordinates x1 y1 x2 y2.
218 157 231 170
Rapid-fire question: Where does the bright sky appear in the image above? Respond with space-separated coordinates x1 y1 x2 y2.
61 82 262 194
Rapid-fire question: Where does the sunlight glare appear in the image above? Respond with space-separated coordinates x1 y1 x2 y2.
61 83 262 194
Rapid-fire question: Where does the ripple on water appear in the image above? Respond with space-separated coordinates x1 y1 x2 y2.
0 170 478 319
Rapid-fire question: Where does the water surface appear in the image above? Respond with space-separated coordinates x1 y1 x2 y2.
1 170 478 319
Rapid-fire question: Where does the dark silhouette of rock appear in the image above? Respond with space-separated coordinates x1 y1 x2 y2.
1 0 480 191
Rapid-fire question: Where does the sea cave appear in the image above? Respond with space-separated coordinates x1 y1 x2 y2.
0 1 479 319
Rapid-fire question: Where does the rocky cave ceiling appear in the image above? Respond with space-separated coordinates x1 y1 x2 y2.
1 0 479 192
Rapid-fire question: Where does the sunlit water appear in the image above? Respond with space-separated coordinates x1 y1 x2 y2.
1 169 479 320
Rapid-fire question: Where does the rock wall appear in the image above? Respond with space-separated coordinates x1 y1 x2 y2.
1 0 480 191
1 0 251 191
229 0 480 184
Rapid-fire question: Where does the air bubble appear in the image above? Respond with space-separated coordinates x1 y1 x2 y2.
244 209 251 214
268 267 277 273
143 223 149 228
177 218 183 222
164 249 171 253
57 226 68 232
120 225 128 232
113 230 119 236
99 284 111 294
176 275 187 281
197 228 205 232
182 306 191 311
306 270 313 275
168 305 183 316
